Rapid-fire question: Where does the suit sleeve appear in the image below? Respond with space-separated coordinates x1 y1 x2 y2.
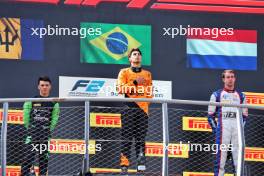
23 101 32 129
117 69 136 94
208 93 217 130
146 72 153 99
50 102 60 132
241 93 248 122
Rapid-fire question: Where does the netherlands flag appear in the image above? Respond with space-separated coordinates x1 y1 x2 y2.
187 29 257 70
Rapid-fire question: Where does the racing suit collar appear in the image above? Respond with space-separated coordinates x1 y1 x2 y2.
223 87 235 93
131 66 142 73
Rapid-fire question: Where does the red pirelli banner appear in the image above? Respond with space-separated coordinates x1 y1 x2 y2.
244 92 264 106
245 147 264 162
0 109 24 124
90 113 121 128
182 116 212 132
183 172 233 176
145 142 189 158
0 166 39 176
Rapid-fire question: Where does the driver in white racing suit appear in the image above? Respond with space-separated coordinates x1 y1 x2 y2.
208 70 248 176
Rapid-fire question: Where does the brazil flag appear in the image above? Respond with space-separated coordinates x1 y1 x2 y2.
80 23 151 65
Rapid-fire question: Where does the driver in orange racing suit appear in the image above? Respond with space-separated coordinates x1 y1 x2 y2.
117 48 153 173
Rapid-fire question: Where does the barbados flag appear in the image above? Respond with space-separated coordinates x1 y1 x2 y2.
187 29 257 70
0 18 44 60
81 23 151 65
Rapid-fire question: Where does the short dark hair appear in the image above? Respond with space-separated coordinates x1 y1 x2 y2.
128 48 142 58
222 70 235 78
38 76 51 85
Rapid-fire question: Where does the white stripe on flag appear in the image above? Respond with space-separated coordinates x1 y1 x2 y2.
187 39 257 57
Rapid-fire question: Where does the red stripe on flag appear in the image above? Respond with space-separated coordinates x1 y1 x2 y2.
151 3 264 15
186 29 257 43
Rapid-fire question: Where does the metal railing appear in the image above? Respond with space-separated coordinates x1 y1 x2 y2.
1 97 263 176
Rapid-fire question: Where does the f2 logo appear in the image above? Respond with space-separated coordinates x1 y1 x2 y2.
87 80 105 92
71 80 105 92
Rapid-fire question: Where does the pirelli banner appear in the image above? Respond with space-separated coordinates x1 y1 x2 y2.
183 172 234 176
182 116 212 132
244 92 264 106
0 109 24 125
0 167 238 176
182 116 264 161
2 91 264 175
90 113 121 128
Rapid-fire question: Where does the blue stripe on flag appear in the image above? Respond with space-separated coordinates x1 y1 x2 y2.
21 19 44 60
187 54 257 70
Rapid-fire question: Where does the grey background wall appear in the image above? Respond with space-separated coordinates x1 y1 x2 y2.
0 1 263 102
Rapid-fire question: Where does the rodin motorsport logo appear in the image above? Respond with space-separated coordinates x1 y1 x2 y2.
69 80 105 97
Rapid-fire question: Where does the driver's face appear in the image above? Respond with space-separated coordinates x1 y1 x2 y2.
38 81 51 97
129 51 142 65
223 72 236 88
